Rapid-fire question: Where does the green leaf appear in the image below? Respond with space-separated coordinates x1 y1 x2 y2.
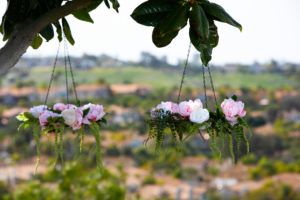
72 9 94 23
152 5 189 47
40 24 54 41
53 21 62 42
189 27 212 66
31 34 43 49
62 18 75 45
208 19 219 48
16 112 29 122
189 4 209 40
109 0 120 12
131 0 175 27
152 27 179 48
104 0 110 9
91 122 103 171
202 2 242 31
155 5 189 36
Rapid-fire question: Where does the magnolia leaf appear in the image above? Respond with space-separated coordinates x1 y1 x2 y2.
202 2 242 31
62 18 75 45
131 0 175 27
189 27 212 66
31 34 43 49
109 0 120 12
189 4 209 40
53 21 62 42
72 9 94 23
40 24 54 41
152 5 189 47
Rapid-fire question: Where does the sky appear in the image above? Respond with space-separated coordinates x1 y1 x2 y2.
0 0 300 64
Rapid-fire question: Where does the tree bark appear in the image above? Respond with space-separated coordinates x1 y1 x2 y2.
0 0 92 76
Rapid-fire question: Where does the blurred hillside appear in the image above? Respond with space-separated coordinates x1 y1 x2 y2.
0 54 300 200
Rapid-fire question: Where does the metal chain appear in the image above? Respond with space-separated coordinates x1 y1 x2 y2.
44 43 61 105
63 36 69 104
202 65 208 108
207 65 218 106
177 42 192 103
64 35 79 105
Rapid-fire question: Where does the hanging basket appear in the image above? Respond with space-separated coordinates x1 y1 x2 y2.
16 37 106 171
147 45 251 162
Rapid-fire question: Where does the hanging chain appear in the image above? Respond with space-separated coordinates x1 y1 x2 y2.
63 36 70 104
177 42 192 103
44 43 61 105
207 65 218 106
202 65 208 108
63 35 79 105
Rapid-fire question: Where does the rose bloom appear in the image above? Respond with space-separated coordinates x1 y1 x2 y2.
221 98 246 125
156 101 179 114
30 105 47 118
82 103 105 124
61 107 83 130
179 99 203 117
39 110 60 127
189 108 210 124
53 103 76 111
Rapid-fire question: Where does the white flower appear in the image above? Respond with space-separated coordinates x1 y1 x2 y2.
189 108 210 124
30 105 47 118
61 107 83 130
62 109 76 126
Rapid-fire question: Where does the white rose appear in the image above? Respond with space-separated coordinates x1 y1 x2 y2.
190 99 203 111
30 105 47 118
61 108 76 126
189 108 210 124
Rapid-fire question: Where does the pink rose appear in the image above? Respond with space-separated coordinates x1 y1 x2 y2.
30 105 47 118
53 103 76 111
82 104 105 124
179 99 203 117
156 101 179 114
221 98 246 125
61 107 83 130
39 110 60 127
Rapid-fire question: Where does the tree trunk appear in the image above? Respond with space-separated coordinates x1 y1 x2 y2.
0 0 92 76
0 24 36 76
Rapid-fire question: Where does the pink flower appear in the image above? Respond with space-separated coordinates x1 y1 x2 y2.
30 105 47 118
39 110 60 127
179 99 203 117
53 103 76 111
61 107 83 130
221 98 246 125
81 104 105 124
156 101 179 114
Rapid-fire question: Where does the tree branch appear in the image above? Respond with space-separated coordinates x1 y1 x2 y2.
0 0 93 76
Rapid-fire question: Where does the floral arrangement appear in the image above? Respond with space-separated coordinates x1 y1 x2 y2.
17 103 106 170
148 95 250 162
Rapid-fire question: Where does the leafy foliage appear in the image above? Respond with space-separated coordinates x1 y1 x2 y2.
148 109 207 150
147 98 250 163
16 108 107 172
131 0 242 66
0 0 119 46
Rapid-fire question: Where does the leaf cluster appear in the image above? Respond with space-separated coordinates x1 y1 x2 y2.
0 0 119 48
131 0 242 66
16 109 107 171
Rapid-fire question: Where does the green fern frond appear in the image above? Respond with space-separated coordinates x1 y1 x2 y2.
33 124 40 174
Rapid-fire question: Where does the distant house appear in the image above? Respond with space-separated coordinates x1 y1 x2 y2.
110 84 152 96
76 84 112 99
0 87 39 105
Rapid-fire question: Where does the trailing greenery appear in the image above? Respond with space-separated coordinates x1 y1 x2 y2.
16 107 106 172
